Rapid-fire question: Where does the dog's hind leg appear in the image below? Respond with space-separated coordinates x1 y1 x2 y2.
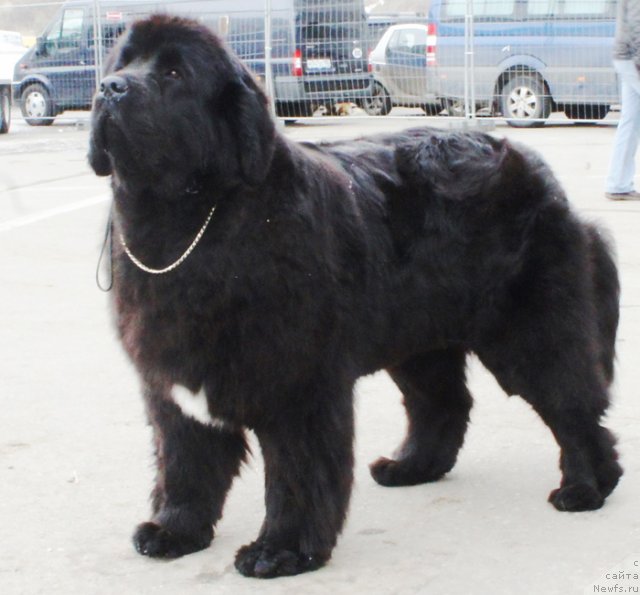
133 388 248 559
370 349 473 487
235 378 354 578
473 204 622 511
475 297 622 511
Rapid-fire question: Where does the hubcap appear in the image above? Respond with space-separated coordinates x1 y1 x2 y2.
368 95 383 110
366 84 386 114
26 91 47 118
507 86 537 119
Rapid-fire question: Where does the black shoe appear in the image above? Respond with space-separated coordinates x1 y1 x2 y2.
605 191 640 200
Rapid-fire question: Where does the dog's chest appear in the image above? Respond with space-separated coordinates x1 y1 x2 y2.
116 275 219 364
169 385 229 429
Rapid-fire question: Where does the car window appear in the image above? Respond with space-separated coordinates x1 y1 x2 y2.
388 28 427 54
444 0 516 17
43 15 63 51
301 23 362 42
563 0 607 16
88 21 126 49
42 8 84 55
527 0 554 15
59 9 84 48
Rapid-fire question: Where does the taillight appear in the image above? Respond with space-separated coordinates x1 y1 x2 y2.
292 49 303 76
426 23 437 65
367 49 373 73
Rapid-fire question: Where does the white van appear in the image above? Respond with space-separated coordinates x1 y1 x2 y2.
0 37 26 133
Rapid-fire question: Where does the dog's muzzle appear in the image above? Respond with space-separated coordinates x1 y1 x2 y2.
99 75 129 101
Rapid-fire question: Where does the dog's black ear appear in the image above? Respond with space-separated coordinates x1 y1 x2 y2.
224 71 276 186
88 127 112 176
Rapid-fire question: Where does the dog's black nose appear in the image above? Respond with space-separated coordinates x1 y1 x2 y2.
100 75 129 98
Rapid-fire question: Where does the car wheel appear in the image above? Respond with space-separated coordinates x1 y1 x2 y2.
564 104 609 121
21 83 55 126
421 102 442 116
442 97 466 117
275 100 315 119
361 81 391 116
500 74 550 128
0 89 10 134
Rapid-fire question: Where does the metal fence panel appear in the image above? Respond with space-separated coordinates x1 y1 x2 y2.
3 0 376 124
0 0 621 127
432 0 619 126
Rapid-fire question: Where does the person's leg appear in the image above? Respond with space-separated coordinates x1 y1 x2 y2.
606 60 640 194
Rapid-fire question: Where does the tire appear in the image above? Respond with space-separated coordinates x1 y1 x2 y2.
442 97 465 117
275 100 315 119
360 81 391 116
0 88 10 134
564 104 609 121
421 102 442 116
500 74 550 128
20 83 55 126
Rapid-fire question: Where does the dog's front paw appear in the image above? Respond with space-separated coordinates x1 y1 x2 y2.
548 484 604 512
133 521 212 558
370 456 450 486
234 540 325 578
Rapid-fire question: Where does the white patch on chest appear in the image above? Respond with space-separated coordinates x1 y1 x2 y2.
170 385 228 430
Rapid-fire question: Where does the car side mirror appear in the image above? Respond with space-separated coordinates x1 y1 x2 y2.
35 37 47 56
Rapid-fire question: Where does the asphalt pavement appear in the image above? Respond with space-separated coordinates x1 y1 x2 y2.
1 111 639 595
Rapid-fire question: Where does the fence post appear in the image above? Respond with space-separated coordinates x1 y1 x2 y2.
92 0 103 92
264 0 276 118
463 0 476 120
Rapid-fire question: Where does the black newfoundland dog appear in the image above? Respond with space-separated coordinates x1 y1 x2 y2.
90 15 622 578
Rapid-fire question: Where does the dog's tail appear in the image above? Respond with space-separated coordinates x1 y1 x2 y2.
586 224 620 386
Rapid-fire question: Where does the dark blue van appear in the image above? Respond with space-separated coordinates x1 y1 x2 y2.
429 0 619 126
12 0 372 124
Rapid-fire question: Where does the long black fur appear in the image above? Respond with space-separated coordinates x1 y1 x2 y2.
89 15 622 578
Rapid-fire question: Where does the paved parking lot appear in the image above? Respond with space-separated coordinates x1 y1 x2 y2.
1 112 639 595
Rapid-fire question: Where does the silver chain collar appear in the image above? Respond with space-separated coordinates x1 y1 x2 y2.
119 204 216 275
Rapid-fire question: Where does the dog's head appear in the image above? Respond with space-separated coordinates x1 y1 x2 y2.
89 15 275 190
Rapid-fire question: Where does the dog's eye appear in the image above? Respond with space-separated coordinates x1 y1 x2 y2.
165 68 182 80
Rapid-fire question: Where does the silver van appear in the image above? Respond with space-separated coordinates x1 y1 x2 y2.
429 0 619 126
